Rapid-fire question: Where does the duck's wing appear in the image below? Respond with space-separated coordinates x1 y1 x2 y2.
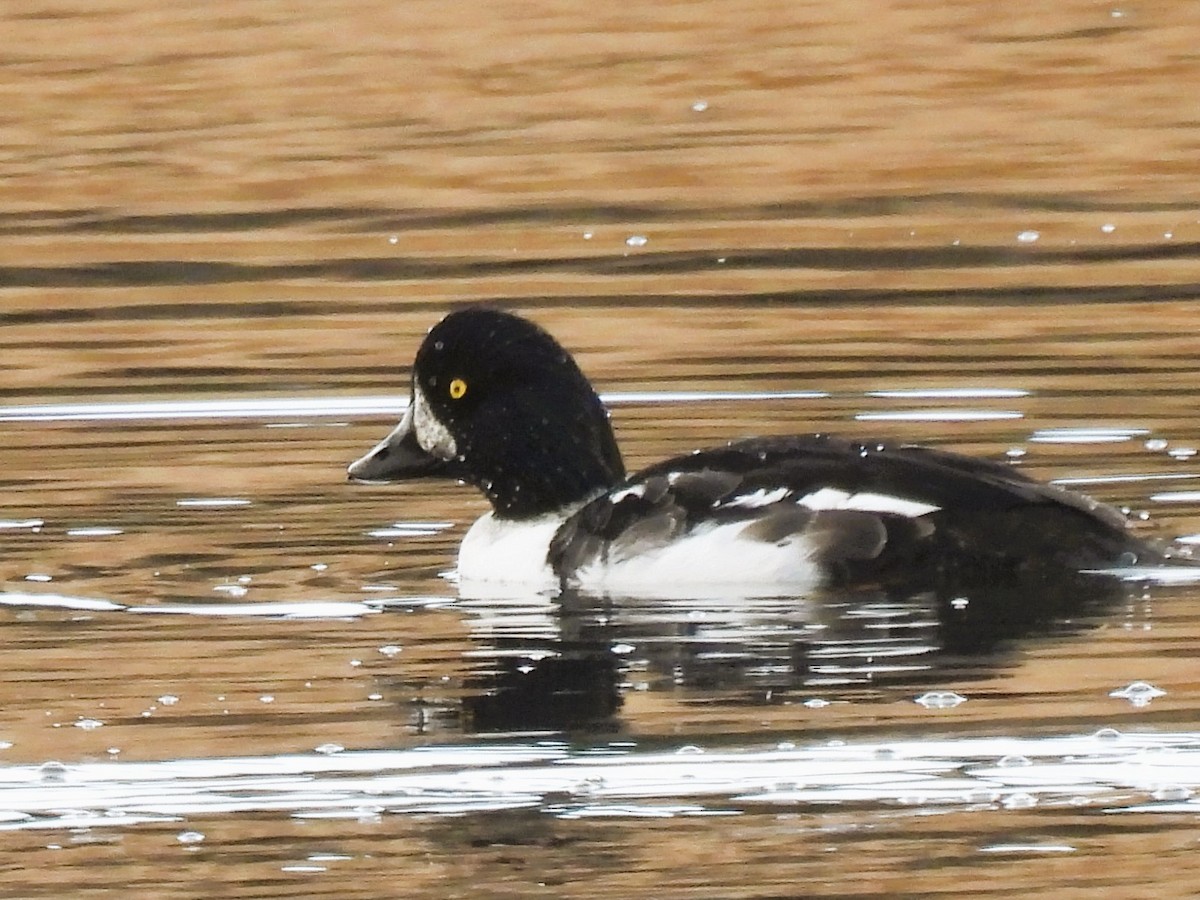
547 434 1157 588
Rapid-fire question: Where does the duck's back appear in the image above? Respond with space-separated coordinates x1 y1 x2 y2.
548 435 1159 593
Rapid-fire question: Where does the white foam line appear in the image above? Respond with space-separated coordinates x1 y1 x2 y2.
0 592 379 619
867 388 1030 399
855 410 1024 422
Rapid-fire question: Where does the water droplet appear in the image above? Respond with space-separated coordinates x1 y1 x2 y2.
582 231 594 240
1145 438 1168 451
25 574 52 583
1005 447 1026 459
1100 223 1116 234
259 695 275 704
349 659 363 668
314 742 344 756
378 645 402 658
1016 230 1040 243
310 563 328 572
691 100 708 112
388 235 399 245
158 694 179 706
803 698 830 709
74 718 104 731
177 830 205 845
625 234 648 248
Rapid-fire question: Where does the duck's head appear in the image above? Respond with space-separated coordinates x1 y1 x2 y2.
348 308 625 519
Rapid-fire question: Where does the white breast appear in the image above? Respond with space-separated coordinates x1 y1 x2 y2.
456 511 565 592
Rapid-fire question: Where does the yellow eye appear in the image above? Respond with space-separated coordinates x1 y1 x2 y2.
448 378 468 400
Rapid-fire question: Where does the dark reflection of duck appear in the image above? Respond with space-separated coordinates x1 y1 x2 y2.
349 307 1169 598
348 308 1180 733
450 570 1138 734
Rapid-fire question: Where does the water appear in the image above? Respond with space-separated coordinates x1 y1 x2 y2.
3 1 1200 896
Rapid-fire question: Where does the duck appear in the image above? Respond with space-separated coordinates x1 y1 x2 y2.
347 307 1165 596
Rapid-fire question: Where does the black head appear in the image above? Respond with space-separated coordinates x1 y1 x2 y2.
347 308 625 519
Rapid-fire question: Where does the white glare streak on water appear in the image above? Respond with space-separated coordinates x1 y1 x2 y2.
0 392 834 424
0 732 1198 831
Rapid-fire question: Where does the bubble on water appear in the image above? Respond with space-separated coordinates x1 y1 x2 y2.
1094 727 1123 740
1002 792 1037 810
776 741 797 751
914 690 967 710
1151 785 1192 802
39 761 70 783
1109 681 1166 707
1005 447 1026 459
388 235 399 245
314 743 344 756
367 693 383 701
997 754 1033 768
74 718 104 731
803 698 830 709
1144 438 1168 451
625 234 648 248
1100 223 1116 234
259 695 275 704
582 231 594 240
1016 230 1040 243
177 830 205 845
1168 447 1197 460
25 574 52 583
675 745 705 755
378 645 402 658
158 694 179 706
310 563 328 572
691 100 708 112
213 584 248 598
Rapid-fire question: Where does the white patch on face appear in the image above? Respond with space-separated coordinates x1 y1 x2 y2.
798 487 940 518
411 382 458 460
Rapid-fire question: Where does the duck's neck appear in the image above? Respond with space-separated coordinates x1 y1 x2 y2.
467 392 625 520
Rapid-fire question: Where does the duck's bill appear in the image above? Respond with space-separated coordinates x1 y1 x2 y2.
347 405 452 482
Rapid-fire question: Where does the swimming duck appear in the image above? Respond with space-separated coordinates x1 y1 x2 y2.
348 308 1162 595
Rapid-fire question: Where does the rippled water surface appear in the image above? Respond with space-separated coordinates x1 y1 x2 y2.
4 1 1200 896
